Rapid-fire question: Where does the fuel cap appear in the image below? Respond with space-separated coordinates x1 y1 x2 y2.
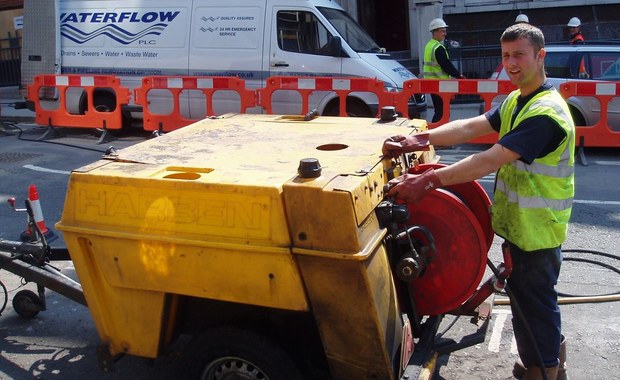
298 158 322 178
379 106 398 122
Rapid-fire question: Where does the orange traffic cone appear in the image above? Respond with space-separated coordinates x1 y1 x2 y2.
20 184 56 242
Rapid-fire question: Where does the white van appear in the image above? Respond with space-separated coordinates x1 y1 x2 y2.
22 0 426 127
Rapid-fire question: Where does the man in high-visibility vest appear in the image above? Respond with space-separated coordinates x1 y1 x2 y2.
423 18 465 123
567 17 585 44
384 23 574 380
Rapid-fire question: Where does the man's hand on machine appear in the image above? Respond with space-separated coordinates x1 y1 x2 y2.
382 132 430 158
386 168 442 204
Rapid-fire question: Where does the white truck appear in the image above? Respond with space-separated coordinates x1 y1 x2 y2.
21 0 426 127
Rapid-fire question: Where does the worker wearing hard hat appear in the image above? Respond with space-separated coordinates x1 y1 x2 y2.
384 22 574 380
567 17 585 44
423 18 465 123
515 14 529 24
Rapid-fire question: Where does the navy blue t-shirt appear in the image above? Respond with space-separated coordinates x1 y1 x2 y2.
485 82 567 164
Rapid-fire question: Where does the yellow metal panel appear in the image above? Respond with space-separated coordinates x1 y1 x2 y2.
59 232 308 310
295 231 402 380
60 173 291 248
64 235 167 358
57 113 430 366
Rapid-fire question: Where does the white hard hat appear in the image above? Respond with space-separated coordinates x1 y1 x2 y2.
567 17 581 27
515 14 529 24
429 18 448 32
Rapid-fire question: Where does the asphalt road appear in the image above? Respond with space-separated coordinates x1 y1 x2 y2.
1 120 619 379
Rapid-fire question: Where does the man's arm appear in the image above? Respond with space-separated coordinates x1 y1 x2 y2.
382 114 496 157
434 143 520 186
386 143 519 203
428 114 496 147
435 46 463 78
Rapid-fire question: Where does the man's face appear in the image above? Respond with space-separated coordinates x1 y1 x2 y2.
433 28 447 42
501 37 545 91
569 26 580 35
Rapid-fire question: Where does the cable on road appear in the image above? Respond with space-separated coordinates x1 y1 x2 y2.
495 248 620 305
1 121 108 154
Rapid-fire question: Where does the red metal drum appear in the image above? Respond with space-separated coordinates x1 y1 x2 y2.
408 163 494 250
403 188 488 316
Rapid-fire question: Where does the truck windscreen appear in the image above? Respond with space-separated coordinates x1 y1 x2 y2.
317 7 381 53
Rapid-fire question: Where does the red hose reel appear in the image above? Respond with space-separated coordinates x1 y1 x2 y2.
404 164 493 316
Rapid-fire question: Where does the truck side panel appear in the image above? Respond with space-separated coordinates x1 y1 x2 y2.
59 0 192 76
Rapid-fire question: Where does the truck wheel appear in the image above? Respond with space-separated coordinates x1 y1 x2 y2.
79 89 130 135
12 290 42 319
569 105 586 127
323 98 372 117
184 326 304 380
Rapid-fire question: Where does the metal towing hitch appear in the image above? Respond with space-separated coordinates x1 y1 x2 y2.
0 195 85 318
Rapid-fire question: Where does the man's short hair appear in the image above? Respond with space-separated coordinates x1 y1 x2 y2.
501 23 545 51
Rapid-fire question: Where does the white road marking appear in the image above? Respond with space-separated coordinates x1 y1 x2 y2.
574 199 620 205
488 311 508 352
490 309 519 354
593 161 620 166
511 335 519 355
22 165 70 175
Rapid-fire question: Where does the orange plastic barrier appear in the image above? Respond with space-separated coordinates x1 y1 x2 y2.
258 76 393 117
559 81 620 148
396 79 517 144
27 74 130 130
134 76 256 132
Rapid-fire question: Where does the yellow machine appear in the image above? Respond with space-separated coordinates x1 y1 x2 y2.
26 112 494 380
55 112 437 379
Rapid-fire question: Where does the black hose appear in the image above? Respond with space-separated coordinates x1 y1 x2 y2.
3 122 107 153
562 249 620 261
487 258 549 380
560 257 620 297
0 279 7 315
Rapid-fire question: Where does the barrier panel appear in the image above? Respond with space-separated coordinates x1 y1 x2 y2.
134 76 256 132
27 74 130 130
559 81 620 148
258 76 394 117
396 79 517 144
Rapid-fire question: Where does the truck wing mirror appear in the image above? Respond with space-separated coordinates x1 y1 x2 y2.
327 36 343 57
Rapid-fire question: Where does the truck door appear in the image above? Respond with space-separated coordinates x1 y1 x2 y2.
188 2 266 117
267 8 343 114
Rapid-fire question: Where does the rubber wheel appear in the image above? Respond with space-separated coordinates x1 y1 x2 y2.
12 289 42 319
79 89 129 136
323 99 372 117
184 326 304 380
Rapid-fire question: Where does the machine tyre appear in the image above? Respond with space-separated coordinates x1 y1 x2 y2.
323 98 372 117
78 89 130 136
12 290 42 319
568 105 586 127
184 326 304 380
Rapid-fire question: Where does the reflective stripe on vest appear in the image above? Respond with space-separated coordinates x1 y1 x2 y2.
423 39 450 79
492 89 575 251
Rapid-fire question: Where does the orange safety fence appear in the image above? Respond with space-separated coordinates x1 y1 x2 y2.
27 75 619 149
133 76 256 132
27 74 130 130
396 79 517 144
559 81 620 148
258 76 394 117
